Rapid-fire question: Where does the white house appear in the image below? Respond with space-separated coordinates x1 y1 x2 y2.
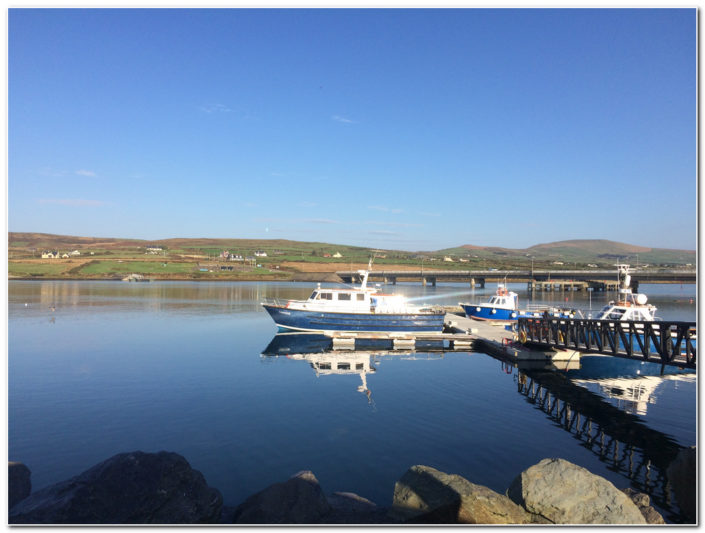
333 252 342 258
443 256 454 262
41 251 59 259
254 250 267 257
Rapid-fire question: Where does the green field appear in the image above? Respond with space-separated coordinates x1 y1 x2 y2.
9 262 69 276
77 261 196 275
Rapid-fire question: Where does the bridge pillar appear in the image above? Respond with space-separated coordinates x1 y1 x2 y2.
429 277 436 287
422 277 426 287
470 278 475 288
477 278 485 288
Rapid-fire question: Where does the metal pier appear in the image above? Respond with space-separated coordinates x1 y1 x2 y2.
517 317 697 369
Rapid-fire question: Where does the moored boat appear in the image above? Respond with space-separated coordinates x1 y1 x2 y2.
459 284 576 322
592 264 657 321
261 260 445 334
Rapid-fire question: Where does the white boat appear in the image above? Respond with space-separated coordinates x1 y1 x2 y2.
593 265 657 322
261 259 445 334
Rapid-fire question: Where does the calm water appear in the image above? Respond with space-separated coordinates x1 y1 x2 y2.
8 280 697 522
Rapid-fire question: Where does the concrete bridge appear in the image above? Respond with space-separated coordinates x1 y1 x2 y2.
336 269 696 289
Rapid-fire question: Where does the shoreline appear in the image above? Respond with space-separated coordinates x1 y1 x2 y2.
7 275 694 284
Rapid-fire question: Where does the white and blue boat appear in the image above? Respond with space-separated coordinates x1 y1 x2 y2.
261 261 445 334
459 284 577 322
459 284 520 321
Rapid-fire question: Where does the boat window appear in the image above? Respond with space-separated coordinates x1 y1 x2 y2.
337 362 351 370
338 293 351 301
310 291 318 300
320 293 333 300
595 306 611 319
608 309 625 320
318 362 331 370
357 294 365 301
356 363 364 370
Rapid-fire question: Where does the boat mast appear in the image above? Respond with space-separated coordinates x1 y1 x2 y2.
359 257 373 290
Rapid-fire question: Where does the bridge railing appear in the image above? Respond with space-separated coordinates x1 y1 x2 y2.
517 317 696 368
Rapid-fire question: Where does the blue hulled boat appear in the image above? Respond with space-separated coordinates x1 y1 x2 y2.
261 260 445 334
459 284 519 321
460 284 577 322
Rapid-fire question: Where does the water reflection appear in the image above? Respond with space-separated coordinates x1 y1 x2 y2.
507 361 691 522
261 333 444 405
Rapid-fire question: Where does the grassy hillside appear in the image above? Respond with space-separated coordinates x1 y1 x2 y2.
8 233 696 281
439 239 695 267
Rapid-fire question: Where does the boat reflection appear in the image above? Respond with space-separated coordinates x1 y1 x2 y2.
261 333 444 404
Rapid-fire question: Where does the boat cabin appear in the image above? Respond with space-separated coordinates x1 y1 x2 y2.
594 303 656 322
309 290 367 302
486 294 517 309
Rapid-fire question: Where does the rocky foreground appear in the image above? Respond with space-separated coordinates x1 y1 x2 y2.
8 449 695 525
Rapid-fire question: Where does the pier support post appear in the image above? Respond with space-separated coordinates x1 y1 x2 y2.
470 278 475 288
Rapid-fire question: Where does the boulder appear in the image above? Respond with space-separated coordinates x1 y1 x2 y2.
327 491 393 524
9 462 32 509
622 488 665 524
9 451 222 524
507 458 646 524
666 446 696 522
232 470 332 524
392 465 531 524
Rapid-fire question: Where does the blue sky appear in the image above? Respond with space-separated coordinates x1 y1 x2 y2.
8 8 696 251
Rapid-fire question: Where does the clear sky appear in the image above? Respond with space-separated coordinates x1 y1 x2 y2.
8 8 696 251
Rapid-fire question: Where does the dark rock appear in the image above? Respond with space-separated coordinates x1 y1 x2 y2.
9 451 222 524
507 458 645 524
9 462 31 509
232 470 331 524
622 488 666 524
392 465 530 524
327 491 394 524
667 445 696 522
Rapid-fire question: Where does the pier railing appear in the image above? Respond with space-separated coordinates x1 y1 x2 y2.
517 318 696 369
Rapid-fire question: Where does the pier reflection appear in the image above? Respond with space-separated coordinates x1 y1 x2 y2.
261 333 444 404
506 358 693 522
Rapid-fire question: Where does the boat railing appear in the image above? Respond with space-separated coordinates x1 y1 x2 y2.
261 297 290 307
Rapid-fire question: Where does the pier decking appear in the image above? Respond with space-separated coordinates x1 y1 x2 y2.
322 310 571 366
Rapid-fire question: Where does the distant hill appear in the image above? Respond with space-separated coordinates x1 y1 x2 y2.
440 239 695 266
8 233 696 266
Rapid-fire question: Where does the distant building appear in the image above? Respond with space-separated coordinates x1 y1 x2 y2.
41 251 59 259
230 254 244 261
146 245 164 254
333 252 342 258
69 250 81 256
61 253 70 258
323 253 331 258
254 250 267 257
587 264 598 268
443 256 454 262
220 250 230 259
552 261 564 265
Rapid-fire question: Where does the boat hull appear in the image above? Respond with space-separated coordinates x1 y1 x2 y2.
460 304 516 321
262 304 445 333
